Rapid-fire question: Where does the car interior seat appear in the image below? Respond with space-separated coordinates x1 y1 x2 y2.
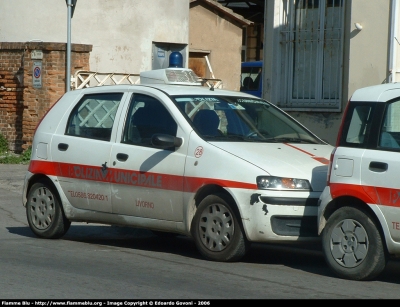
130 106 157 144
193 109 221 136
129 104 177 145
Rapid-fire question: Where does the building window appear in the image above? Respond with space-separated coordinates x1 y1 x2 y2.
242 27 247 62
279 0 344 111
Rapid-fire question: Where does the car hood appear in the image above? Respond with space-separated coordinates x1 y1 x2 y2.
211 142 333 192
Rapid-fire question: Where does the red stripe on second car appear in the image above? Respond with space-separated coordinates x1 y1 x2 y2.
330 182 400 208
28 160 257 193
330 183 376 204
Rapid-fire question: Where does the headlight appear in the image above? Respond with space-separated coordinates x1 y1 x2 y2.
256 176 311 191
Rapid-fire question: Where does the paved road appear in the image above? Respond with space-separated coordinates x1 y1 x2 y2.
2 164 400 300
0 163 28 194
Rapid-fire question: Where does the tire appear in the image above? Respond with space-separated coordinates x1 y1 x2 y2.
26 180 71 239
191 194 250 262
321 206 388 281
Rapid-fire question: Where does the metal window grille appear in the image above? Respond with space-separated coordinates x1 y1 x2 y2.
76 94 122 128
280 0 344 111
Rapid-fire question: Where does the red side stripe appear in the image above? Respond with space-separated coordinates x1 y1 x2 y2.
312 157 330 164
330 182 400 208
28 160 257 192
284 143 329 165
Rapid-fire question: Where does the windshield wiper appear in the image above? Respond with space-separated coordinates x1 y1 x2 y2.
224 134 276 142
225 134 266 142
224 134 246 140
202 135 229 140
271 137 318 144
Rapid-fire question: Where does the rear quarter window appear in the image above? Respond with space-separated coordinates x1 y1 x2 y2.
339 102 377 148
346 105 373 144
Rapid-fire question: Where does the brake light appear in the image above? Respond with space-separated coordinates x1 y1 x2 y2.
326 147 336 186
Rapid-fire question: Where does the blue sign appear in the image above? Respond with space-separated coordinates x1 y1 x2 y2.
33 61 42 88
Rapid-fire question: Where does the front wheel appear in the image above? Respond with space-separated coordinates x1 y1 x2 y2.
321 206 388 281
26 180 71 239
191 194 250 262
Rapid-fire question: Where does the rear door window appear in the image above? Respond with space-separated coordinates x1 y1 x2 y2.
66 93 123 141
379 98 400 150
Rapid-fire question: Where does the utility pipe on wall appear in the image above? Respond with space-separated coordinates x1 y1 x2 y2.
65 0 77 91
389 0 399 83
66 0 72 92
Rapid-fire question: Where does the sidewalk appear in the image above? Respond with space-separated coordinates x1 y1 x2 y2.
0 164 29 194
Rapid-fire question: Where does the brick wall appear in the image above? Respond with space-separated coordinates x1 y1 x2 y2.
0 42 92 153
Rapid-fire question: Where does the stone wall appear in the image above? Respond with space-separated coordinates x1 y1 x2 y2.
0 42 92 153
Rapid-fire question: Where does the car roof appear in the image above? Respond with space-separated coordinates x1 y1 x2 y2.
351 83 400 102
73 83 260 98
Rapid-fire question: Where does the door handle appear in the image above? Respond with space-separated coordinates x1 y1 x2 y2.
116 153 129 162
58 143 69 151
369 161 388 172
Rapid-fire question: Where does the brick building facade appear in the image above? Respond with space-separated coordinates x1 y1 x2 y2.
0 42 92 153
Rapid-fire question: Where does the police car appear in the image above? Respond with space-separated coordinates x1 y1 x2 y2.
318 83 400 280
23 59 333 262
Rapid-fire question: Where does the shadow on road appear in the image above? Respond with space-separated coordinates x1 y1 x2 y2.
7 223 400 284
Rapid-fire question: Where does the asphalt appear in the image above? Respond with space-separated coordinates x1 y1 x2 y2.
0 163 29 194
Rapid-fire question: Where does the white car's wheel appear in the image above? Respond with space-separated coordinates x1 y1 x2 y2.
26 180 71 239
322 206 388 281
192 194 249 262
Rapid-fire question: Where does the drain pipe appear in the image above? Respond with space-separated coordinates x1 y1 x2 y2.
65 0 77 92
389 0 399 83
66 0 72 92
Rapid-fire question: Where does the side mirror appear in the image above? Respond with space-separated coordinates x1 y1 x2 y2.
151 134 183 149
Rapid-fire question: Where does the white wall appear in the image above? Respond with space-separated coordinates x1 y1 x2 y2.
0 0 189 73
263 0 395 145
347 0 391 95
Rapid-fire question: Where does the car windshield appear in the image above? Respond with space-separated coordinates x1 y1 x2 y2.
173 95 324 144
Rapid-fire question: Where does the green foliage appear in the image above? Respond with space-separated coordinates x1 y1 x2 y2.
0 132 31 164
0 146 32 164
0 133 8 154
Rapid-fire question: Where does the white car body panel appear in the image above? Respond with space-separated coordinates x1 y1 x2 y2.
318 84 400 256
24 68 334 246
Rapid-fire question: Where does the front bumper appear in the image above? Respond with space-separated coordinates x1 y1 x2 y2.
234 188 321 243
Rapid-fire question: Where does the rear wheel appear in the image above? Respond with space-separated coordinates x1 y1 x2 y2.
191 194 249 262
321 206 388 281
26 180 71 239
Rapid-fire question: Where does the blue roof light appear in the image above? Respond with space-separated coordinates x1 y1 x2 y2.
169 52 183 68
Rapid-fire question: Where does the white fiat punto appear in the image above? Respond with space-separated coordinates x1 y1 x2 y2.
23 66 333 262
